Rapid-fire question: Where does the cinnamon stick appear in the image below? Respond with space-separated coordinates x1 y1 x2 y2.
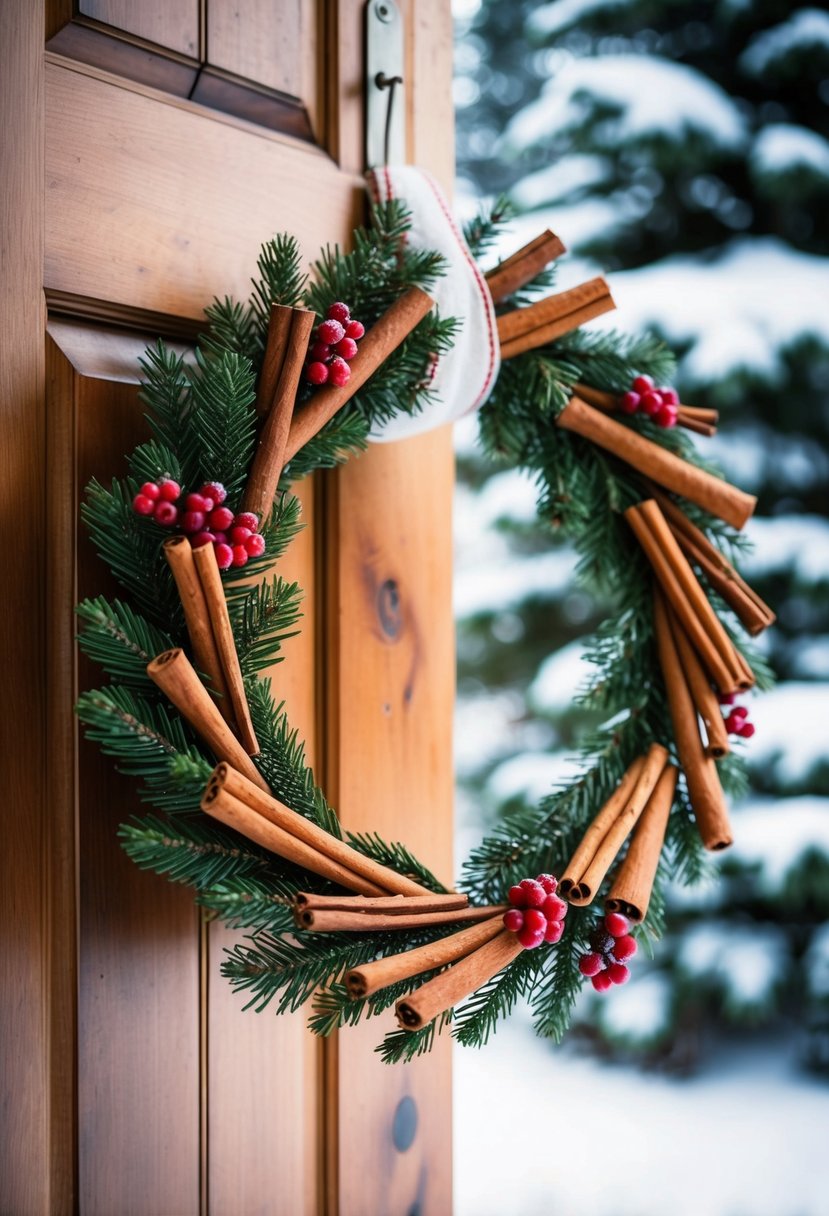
556 397 756 530
243 306 315 519
676 411 717 438
396 929 523 1031
500 294 616 360
625 500 751 693
295 904 507 933
192 542 259 754
653 591 733 850
559 757 646 898
650 488 774 635
200 783 384 895
163 536 233 722
345 915 504 998
294 892 467 914
255 303 294 416
146 649 268 791
283 287 435 464
485 230 567 303
209 763 433 897
667 605 730 758
606 763 677 922
567 743 670 906
572 382 617 412
677 406 719 424
497 278 611 345
573 386 717 435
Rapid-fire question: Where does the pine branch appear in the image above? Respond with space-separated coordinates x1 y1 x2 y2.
184 348 257 501
231 575 303 677
377 1013 452 1064
221 930 380 1014
77 596 174 687
120 812 273 888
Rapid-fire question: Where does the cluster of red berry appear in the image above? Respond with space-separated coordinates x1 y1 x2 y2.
620 374 680 429
577 912 637 992
131 479 266 570
719 692 755 739
304 301 365 388
503 874 568 949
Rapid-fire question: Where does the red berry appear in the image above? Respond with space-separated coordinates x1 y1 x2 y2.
508 885 525 907
655 404 678 429
139 481 161 501
191 531 215 548
200 497 215 513
544 919 564 944
730 705 749 722
132 493 155 516
345 319 365 340
541 894 568 922
305 361 329 385
185 493 208 512
213 531 227 544
591 971 613 992
326 301 350 325
182 510 205 533
335 337 359 361
328 356 351 388
309 341 331 363
612 935 637 961
620 391 640 414
737 721 756 738
518 879 546 909
640 390 664 417
158 479 181 502
536 874 558 894
318 319 345 346
632 374 654 394
199 481 227 505
523 909 547 935
607 963 630 985
214 542 233 570
517 926 546 950
209 507 234 532
725 711 743 734
718 691 737 705
578 952 604 977
604 912 630 938
245 533 266 558
658 386 679 405
503 909 524 933
153 500 178 526
230 525 252 544
233 512 259 532
231 544 248 568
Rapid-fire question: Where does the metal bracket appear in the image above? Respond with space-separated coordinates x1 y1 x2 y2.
365 0 405 168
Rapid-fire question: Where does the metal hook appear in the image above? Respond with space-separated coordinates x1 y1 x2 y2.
375 72 403 167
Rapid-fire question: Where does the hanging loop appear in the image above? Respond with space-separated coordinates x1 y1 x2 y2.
375 72 403 167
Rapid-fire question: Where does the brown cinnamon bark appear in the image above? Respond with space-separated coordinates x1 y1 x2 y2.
676 411 717 437
625 500 751 693
606 763 678 922
208 763 434 897
500 294 616 360
146 649 268 791
572 383 617 412
485 230 566 303
395 929 523 1030
667 605 730 757
559 756 646 897
162 536 233 721
243 306 315 519
294 893 467 913
497 278 611 344
556 397 756 529
345 915 505 998
567 743 670 905
653 591 733 850
200 783 384 895
677 406 719 424
295 904 507 933
192 542 259 754
255 303 294 416
283 287 434 464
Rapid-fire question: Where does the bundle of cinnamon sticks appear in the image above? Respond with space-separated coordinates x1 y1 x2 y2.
293 891 504 932
574 381 719 437
561 744 677 921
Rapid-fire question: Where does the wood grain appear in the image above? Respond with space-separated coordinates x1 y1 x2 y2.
79 0 200 57
207 0 318 114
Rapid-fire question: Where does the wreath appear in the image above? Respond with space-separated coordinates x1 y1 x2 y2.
76 192 773 1064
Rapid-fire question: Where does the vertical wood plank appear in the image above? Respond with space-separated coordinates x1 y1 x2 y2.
207 479 320 1216
78 0 199 57
74 374 201 1216
207 0 317 105
0 3 49 1213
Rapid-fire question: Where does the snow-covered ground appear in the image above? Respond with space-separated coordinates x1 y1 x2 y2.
454 1016 829 1216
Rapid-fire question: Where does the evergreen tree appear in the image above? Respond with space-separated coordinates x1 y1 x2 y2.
454 0 829 1069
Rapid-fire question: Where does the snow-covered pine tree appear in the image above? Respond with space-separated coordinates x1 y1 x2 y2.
453 0 829 1069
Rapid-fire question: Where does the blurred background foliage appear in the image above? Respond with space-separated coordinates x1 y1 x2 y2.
452 0 829 1073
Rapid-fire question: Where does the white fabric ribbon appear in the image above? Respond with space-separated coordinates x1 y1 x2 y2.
366 166 500 443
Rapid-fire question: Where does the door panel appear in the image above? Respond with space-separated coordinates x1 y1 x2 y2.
78 0 200 57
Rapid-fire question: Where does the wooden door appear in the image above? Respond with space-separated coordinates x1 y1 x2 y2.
0 3 455 1213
